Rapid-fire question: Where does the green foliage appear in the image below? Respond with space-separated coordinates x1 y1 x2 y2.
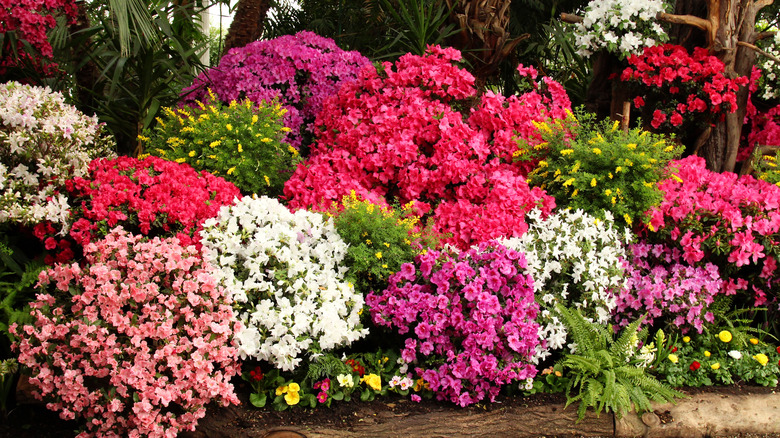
141 95 299 197
376 0 456 58
557 305 683 421
752 150 780 186
523 110 682 229
0 231 43 358
329 192 439 297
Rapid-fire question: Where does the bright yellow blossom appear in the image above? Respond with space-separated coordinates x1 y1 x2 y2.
718 330 733 343
361 374 382 391
753 353 769 366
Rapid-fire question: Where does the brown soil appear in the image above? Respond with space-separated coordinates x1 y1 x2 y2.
1 382 778 438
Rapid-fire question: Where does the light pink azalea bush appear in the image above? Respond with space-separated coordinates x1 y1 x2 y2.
12 227 240 437
181 31 370 151
284 46 569 249
614 242 724 332
32 156 240 264
645 155 780 307
366 241 540 406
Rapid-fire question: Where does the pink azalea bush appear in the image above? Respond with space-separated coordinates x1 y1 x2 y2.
284 47 568 249
12 227 240 437
366 241 540 406
645 155 780 307
614 242 724 333
33 156 240 263
181 31 370 151
621 44 748 130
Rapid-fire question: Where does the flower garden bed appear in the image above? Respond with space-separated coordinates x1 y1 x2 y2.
5 30 780 438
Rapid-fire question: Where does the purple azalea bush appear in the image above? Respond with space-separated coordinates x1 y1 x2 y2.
367 241 540 406
181 31 370 151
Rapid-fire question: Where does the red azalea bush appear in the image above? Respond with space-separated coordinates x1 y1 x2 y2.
644 155 780 307
12 227 240 437
284 46 567 249
366 241 540 406
181 31 370 151
621 44 748 130
0 0 77 75
33 156 240 263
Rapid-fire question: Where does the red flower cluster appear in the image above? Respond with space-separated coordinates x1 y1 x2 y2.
621 44 748 130
689 360 701 371
284 46 567 249
345 358 365 376
0 0 78 74
35 156 240 262
249 366 264 382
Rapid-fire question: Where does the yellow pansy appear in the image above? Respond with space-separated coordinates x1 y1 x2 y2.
276 385 288 396
284 391 300 405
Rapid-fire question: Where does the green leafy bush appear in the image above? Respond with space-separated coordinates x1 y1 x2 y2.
523 111 682 228
140 93 299 197
329 192 438 297
557 305 683 421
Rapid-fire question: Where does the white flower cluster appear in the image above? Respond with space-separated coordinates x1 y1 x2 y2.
573 0 669 58
756 31 780 101
200 196 368 371
501 208 630 362
0 81 114 228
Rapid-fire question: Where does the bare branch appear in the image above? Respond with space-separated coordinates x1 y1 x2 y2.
656 12 711 31
756 31 777 41
560 13 583 24
737 40 780 64
755 0 775 10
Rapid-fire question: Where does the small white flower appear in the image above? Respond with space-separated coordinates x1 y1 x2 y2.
728 350 743 360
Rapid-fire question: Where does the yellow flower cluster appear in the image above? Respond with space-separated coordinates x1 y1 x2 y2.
276 382 301 405
360 374 382 391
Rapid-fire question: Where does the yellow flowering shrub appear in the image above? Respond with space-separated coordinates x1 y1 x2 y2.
523 110 682 229
140 91 299 197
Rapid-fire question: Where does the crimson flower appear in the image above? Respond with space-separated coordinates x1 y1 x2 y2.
689 361 701 371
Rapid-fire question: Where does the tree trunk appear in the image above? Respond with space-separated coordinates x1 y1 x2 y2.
221 0 271 55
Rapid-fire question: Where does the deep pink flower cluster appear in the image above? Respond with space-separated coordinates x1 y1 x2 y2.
745 104 780 160
621 44 748 130
12 227 240 437
34 156 240 262
645 155 780 306
181 31 370 150
614 242 724 333
0 0 77 73
366 241 540 406
284 46 567 249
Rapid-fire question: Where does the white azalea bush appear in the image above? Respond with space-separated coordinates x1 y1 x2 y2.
574 0 670 58
500 208 630 361
0 81 114 228
756 31 780 101
200 196 368 371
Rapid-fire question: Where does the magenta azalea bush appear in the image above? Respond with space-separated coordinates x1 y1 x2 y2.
33 156 240 263
284 46 569 249
181 31 370 151
614 242 724 332
645 155 780 306
366 241 540 406
12 227 240 437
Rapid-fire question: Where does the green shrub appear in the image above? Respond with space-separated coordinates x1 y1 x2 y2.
523 111 682 228
140 92 299 197
557 305 683 421
329 192 438 297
